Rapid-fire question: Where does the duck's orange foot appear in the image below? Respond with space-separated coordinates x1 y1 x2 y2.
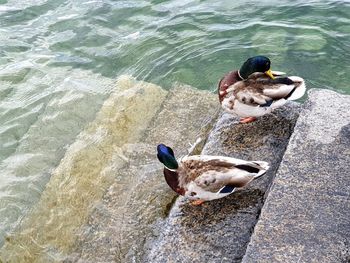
239 117 257 124
191 199 205 206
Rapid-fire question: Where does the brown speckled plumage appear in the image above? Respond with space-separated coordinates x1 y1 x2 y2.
218 70 242 102
175 159 264 195
219 71 305 119
229 72 303 106
159 147 270 201
178 159 236 189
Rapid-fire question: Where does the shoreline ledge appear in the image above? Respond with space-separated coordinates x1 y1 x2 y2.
66 81 219 262
242 89 350 263
1 83 348 263
147 101 301 263
0 75 169 262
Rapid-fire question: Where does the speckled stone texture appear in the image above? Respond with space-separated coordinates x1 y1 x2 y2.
146 102 301 263
66 84 219 263
242 89 350 263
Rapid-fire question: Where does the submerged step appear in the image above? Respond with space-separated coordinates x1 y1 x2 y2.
147 102 301 263
67 84 219 262
242 89 350 263
0 76 168 262
0 68 114 247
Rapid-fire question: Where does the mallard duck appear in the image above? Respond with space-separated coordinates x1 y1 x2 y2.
218 56 306 123
157 144 269 205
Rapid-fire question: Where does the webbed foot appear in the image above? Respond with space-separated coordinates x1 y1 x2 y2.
239 117 257 123
191 199 205 206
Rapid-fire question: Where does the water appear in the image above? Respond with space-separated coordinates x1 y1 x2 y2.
0 0 349 259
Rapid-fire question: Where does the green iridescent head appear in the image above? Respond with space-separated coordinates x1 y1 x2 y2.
239 56 274 79
157 144 179 170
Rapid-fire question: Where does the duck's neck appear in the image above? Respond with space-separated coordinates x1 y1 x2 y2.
237 70 244 80
218 70 243 102
163 168 185 195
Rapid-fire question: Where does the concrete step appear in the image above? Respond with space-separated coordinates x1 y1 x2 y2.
0 75 168 262
0 76 219 263
146 102 301 263
242 89 350 263
66 83 219 262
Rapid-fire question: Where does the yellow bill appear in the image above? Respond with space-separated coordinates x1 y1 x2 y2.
265 69 275 79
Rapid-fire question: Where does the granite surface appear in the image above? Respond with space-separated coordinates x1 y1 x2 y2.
0 76 168 262
66 84 219 263
146 102 302 263
242 89 350 263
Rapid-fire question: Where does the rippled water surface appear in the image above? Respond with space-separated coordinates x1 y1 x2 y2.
0 0 349 258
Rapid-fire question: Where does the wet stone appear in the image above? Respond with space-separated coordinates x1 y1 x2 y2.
66 84 219 263
242 89 350 263
146 102 301 263
0 75 168 262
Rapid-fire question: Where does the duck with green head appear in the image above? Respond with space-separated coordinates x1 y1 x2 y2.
218 56 306 123
157 144 269 205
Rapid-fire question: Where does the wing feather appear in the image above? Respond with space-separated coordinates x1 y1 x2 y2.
263 84 296 99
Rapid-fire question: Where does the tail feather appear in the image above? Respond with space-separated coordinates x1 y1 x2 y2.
234 161 269 179
287 76 306 101
235 164 260 174
271 70 286 76
251 161 270 179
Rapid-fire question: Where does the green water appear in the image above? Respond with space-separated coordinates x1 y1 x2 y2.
0 0 349 253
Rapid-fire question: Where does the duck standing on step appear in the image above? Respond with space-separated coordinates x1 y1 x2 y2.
157 144 269 205
218 56 306 123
